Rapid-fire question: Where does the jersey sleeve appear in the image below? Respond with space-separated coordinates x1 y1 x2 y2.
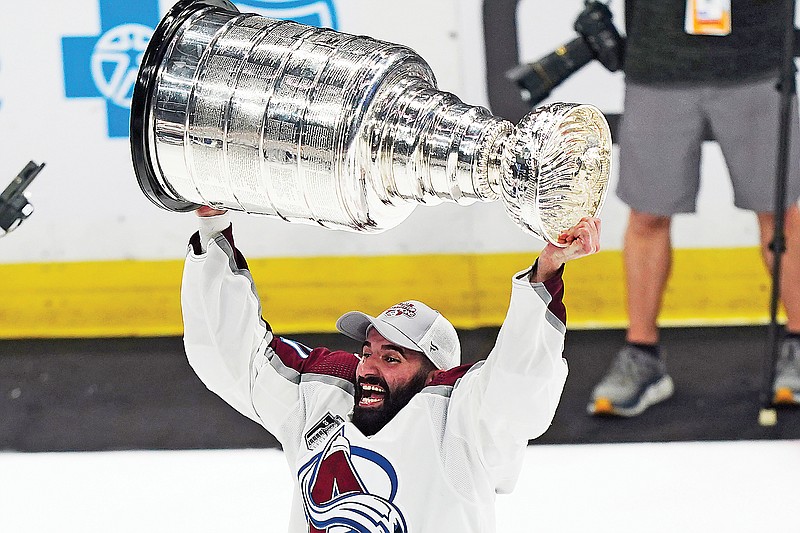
445 262 569 493
181 223 358 445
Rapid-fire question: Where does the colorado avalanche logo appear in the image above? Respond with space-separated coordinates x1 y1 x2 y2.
298 429 408 533
234 0 339 29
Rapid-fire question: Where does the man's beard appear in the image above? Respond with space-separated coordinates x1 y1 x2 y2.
352 370 429 436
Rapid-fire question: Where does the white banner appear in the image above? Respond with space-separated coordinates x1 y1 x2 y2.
0 0 775 264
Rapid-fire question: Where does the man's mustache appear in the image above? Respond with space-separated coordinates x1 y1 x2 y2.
357 376 389 390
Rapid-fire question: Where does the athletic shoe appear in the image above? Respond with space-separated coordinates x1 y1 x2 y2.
588 345 675 417
772 337 800 405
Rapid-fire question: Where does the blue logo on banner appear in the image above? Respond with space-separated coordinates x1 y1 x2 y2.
235 0 338 29
61 0 337 138
62 0 159 138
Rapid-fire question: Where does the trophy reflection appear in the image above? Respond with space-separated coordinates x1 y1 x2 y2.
130 0 611 245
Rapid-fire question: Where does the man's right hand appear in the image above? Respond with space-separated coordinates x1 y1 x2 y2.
531 216 601 282
197 206 228 217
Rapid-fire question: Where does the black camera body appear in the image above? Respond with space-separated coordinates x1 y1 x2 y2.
0 161 45 237
507 1 625 107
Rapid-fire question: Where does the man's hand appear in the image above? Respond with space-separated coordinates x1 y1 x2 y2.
196 206 228 217
531 217 601 282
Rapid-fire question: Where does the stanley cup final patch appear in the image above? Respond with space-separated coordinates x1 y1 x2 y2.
382 302 417 318
305 412 345 450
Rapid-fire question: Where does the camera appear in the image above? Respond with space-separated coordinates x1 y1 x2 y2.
0 161 45 237
506 1 625 107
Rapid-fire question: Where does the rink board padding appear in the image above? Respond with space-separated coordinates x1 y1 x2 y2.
0 326 798 452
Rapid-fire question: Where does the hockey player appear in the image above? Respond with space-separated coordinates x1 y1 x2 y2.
182 207 600 532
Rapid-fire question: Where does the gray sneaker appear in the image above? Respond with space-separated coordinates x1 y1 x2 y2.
588 345 674 417
772 337 800 405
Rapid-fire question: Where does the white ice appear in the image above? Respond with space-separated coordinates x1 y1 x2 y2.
0 440 797 532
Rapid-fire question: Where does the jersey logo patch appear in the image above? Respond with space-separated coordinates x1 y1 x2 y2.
304 412 344 450
298 428 408 533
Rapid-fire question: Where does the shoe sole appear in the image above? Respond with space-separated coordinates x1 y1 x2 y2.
588 375 675 417
772 387 800 405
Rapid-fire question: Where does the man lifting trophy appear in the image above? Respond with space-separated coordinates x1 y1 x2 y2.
130 0 610 245
130 2 610 530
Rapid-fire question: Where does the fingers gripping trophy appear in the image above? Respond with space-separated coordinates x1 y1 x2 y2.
130 0 611 245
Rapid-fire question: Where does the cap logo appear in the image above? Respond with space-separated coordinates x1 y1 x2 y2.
382 302 417 318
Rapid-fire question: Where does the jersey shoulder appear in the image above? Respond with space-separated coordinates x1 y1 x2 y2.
270 335 358 383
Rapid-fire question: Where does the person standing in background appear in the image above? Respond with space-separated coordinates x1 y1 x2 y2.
589 0 800 416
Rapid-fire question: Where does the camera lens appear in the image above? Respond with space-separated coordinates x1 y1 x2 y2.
506 36 595 105
506 0 624 107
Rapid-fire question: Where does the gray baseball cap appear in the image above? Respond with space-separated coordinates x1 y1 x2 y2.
336 300 461 370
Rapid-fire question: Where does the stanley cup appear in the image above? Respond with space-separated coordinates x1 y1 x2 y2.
130 0 611 244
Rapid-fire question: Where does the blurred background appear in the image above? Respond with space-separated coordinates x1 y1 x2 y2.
0 1 799 531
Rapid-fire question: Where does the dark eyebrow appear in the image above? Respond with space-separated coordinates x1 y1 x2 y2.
381 344 406 356
360 341 405 357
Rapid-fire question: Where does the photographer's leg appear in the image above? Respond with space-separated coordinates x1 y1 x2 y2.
758 204 800 404
588 209 675 416
758 205 800 405
757 205 800 331
588 82 696 416
625 210 672 344
705 78 800 404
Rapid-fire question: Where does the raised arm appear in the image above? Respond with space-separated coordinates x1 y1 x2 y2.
181 209 354 444
447 217 601 492
181 208 279 426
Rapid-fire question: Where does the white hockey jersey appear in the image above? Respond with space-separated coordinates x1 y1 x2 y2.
181 220 569 532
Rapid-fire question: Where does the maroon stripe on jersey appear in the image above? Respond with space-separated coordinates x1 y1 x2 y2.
427 362 476 387
269 336 358 383
188 225 248 270
220 225 248 270
188 231 204 255
543 270 566 326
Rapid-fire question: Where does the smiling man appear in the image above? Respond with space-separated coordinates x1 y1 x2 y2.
182 207 600 532
340 300 460 436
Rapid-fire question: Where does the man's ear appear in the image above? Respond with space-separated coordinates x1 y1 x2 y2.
425 369 444 386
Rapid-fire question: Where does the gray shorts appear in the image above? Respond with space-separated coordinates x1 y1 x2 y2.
616 78 800 215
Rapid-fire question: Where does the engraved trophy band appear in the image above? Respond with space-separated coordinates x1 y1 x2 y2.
130 0 611 244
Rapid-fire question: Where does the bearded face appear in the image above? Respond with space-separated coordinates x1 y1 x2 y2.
352 367 430 436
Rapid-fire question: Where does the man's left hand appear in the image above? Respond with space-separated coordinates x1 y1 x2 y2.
531 217 601 282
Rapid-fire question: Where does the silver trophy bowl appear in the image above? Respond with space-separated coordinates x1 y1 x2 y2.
130 0 611 244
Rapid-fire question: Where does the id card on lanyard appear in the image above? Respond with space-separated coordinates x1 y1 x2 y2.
685 0 732 36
